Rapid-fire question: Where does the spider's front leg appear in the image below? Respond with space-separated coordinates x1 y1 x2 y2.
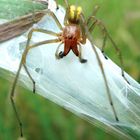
10 8 64 137
23 28 61 93
55 42 65 59
87 16 130 84
10 28 60 137
78 44 87 63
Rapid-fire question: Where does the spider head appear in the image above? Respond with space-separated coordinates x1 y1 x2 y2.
67 5 82 24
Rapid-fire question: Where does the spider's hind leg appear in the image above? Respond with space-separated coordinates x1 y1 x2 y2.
80 5 119 122
87 16 130 84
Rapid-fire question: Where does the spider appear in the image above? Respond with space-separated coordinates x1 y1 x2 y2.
10 0 130 137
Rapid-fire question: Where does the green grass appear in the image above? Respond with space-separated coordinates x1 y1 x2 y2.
0 0 140 140
0 77 119 140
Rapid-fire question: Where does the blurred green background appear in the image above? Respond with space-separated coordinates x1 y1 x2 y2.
0 0 140 140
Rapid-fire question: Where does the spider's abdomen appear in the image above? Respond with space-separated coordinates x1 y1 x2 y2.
63 25 81 56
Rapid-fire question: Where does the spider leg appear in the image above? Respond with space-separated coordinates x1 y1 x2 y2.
87 16 130 84
10 26 60 137
23 64 36 93
26 28 59 46
64 0 69 7
10 61 23 137
93 47 119 122
22 39 61 64
80 13 119 122
47 10 63 30
24 28 60 91
87 5 100 25
78 44 87 63
91 44 119 121
55 42 64 59
80 7 100 45
22 39 61 95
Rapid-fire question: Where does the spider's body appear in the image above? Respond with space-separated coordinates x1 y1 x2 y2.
56 5 87 63
55 5 87 62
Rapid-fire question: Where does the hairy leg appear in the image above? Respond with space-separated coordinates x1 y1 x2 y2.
10 27 60 137
80 13 119 122
87 16 130 84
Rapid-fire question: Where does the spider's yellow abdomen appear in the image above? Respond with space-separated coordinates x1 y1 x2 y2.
70 5 76 19
77 6 82 16
69 5 82 23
